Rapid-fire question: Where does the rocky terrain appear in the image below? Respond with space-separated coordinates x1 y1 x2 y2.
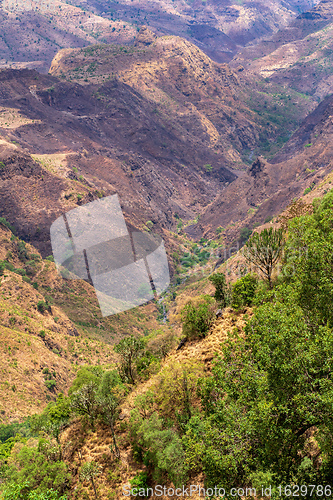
0 2 332 498
0 26 321 257
197 93 333 240
232 0 333 99
0 0 321 72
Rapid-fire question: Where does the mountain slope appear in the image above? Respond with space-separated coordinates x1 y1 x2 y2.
195 93 333 240
232 0 333 99
0 0 321 72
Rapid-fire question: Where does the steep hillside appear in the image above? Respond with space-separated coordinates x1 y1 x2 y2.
0 0 320 72
0 223 170 422
232 0 333 99
0 0 136 73
0 31 324 253
191 93 333 241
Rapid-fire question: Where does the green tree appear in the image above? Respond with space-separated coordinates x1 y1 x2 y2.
70 382 99 430
193 285 333 490
129 411 188 487
114 336 144 384
0 482 67 499
97 371 125 459
152 360 204 429
79 461 101 500
245 227 284 287
180 295 215 339
284 190 333 326
208 273 230 307
231 274 257 310
68 367 103 396
3 438 69 497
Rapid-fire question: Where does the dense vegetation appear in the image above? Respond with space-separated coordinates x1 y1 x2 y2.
1 191 333 498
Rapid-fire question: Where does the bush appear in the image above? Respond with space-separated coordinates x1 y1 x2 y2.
0 217 15 233
240 226 252 243
129 472 149 490
45 380 57 391
130 411 188 487
180 295 215 339
231 274 258 310
37 301 48 314
3 438 69 496
208 273 230 307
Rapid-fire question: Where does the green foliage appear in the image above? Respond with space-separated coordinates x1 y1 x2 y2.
245 227 284 287
130 411 188 487
44 380 56 391
185 285 333 490
114 335 144 384
129 472 148 490
0 217 15 233
152 360 204 430
284 190 333 327
0 422 31 444
70 382 99 429
0 482 67 499
231 274 257 310
37 302 48 314
3 438 69 497
68 367 103 395
180 295 215 339
208 273 230 307
30 394 71 444
239 226 252 243
16 241 28 262
97 371 125 458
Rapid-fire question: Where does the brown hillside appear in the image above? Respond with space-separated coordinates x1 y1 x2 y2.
195 93 333 241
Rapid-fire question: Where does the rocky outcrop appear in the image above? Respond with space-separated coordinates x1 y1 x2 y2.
134 26 157 47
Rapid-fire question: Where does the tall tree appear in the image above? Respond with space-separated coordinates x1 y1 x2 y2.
97 371 125 459
114 335 144 384
244 227 284 287
80 461 101 500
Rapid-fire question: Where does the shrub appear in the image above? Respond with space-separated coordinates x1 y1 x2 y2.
45 380 57 391
37 301 48 314
240 226 252 243
3 439 69 496
130 472 149 490
130 411 188 487
231 274 258 310
208 273 230 307
180 295 215 339
0 217 15 233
